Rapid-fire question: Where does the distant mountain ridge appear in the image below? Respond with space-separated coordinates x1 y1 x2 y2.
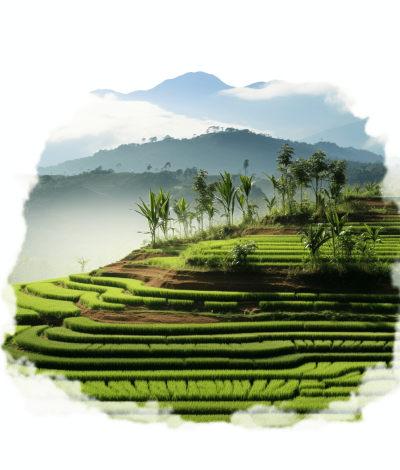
301 120 384 156
93 72 235 101
91 71 363 144
38 129 383 177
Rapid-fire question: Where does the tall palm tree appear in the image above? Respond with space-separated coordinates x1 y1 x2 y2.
157 188 171 239
215 172 238 225
173 197 191 237
325 211 349 260
135 189 164 247
239 175 255 219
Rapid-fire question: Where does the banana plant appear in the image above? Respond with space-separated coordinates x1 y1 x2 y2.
157 188 171 239
135 189 164 248
325 211 349 260
215 172 238 225
263 173 279 199
327 183 343 207
353 183 361 197
364 181 381 196
173 197 191 237
263 195 276 214
239 175 255 219
236 191 247 221
298 225 331 265
362 224 384 249
316 192 326 211
343 185 352 201
206 202 219 227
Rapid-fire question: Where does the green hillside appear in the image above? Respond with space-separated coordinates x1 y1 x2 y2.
5 227 400 425
38 130 384 177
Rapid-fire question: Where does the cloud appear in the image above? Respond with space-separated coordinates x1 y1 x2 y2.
220 80 354 113
47 93 270 146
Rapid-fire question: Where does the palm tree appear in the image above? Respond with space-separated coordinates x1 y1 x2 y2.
239 175 255 220
135 189 164 247
215 172 238 225
353 183 361 197
325 211 349 260
173 197 191 237
364 181 380 196
206 203 218 227
263 196 277 214
263 173 279 200
236 192 247 221
157 188 171 239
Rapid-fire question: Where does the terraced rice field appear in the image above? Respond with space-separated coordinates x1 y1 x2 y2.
128 234 400 268
5 264 400 425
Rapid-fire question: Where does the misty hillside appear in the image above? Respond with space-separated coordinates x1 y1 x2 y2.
13 170 267 284
38 130 383 177
14 158 387 285
91 71 362 143
301 120 384 155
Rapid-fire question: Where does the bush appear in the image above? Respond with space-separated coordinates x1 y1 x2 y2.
229 241 258 267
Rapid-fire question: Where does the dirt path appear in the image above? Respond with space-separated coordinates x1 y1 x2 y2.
98 261 318 292
94 261 397 295
76 302 222 324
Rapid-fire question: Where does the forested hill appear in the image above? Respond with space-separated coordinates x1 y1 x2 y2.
38 129 384 176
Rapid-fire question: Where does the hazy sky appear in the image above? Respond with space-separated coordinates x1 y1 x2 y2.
1 1 400 468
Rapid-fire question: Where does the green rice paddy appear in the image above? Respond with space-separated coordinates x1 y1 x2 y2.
4 233 400 425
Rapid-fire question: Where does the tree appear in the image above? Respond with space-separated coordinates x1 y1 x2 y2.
147 164 152 172
206 202 218 227
263 196 277 214
325 211 349 260
183 167 198 180
239 175 256 221
304 149 329 211
263 173 279 200
243 159 249 176
162 162 171 170
134 189 165 247
173 197 192 237
116 163 122 172
291 158 311 210
157 188 171 239
215 172 238 225
236 192 246 221
142 138 146 143
149 136 157 143
329 160 347 187
276 143 295 214
192 169 216 230
353 182 361 196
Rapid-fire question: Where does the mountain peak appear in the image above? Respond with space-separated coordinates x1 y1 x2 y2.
128 71 233 97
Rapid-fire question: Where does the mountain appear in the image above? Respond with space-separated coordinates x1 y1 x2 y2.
38 129 384 177
91 72 361 142
93 72 234 103
300 120 385 156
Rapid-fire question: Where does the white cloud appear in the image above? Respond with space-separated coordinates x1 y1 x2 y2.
47 93 271 146
220 80 354 113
